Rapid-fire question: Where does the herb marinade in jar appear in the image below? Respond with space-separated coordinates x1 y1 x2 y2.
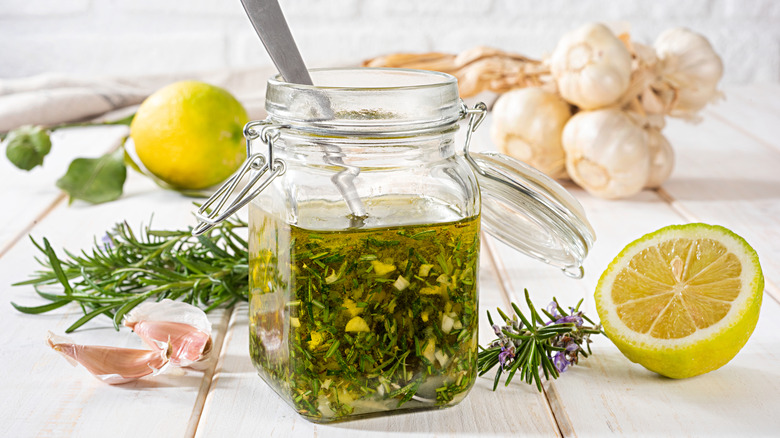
249 198 480 420
195 68 594 423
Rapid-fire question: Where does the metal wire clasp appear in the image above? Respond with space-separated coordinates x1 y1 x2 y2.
192 121 287 236
460 101 488 175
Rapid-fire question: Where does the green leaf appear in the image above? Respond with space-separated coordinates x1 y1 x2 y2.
11 299 71 314
107 113 135 126
56 148 127 204
43 237 73 295
4 125 52 170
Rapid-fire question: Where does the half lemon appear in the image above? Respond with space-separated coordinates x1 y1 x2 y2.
595 223 763 378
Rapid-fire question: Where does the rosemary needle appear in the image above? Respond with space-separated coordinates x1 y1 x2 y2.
11 216 249 333
477 289 603 392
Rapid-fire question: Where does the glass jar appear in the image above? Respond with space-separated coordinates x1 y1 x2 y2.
194 68 594 423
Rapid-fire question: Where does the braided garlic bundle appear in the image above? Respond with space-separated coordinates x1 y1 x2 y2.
364 23 723 199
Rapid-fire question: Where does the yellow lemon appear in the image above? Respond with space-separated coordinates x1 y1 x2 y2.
130 81 248 190
595 223 763 379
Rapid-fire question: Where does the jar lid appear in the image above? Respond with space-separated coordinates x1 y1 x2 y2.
471 151 596 278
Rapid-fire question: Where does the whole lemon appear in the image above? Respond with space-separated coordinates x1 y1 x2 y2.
130 81 248 190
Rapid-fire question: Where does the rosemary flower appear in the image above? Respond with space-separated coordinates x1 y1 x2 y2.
478 289 603 391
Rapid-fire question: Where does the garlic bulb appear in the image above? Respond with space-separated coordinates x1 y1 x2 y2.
550 23 632 110
490 88 572 178
562 108 649 199
644 127 674 188
654 28 723 117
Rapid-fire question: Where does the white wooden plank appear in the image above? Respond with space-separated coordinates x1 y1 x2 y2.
726 84 780 115
0 126 126 253
488 186 780 437
194 248 560 437
704 85 780 153
659 114 780 300
0 168 230 437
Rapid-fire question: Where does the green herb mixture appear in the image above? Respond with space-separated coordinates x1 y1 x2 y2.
249 212 480 421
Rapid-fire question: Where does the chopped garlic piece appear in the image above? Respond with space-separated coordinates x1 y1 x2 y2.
441 314 455 334
418 264 434 277
308 331 325 350
434 349 449 366
393 275 410 291
419 286 440 295
342 299 364 317
371 260 396 276
325 270 340 284
422 338 436 363
345 316 370 332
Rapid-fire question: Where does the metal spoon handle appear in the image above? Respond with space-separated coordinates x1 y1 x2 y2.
240 0 313 85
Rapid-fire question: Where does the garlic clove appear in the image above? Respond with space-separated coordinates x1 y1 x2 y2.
124 299 213 367
47 332 170 385
644 127 675 188
550 23 632 110
490 87 571 178
128 320 212 368
654 27 724 118
124 299 212 333
562 108 650 199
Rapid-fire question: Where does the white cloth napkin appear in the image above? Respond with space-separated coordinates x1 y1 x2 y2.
0 67 278 132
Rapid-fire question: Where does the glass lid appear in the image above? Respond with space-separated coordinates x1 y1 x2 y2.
470 151 596 278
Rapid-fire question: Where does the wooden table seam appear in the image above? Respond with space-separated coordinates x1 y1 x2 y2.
704 108 780 154
0 192 66 260
483 236 566 438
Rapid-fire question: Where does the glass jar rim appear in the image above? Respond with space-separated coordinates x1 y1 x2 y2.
267 67 457 91
264 68 463 135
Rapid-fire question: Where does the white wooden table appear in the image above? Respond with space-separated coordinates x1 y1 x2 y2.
2 86 779 437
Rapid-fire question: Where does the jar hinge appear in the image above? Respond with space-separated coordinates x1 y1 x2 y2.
460 101 488 175
192 121 287 236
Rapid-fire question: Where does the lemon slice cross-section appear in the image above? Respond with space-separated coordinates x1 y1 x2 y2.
595 223 763 378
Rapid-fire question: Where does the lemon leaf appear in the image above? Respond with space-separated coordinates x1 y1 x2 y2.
5 125 52 171
56 148 127 204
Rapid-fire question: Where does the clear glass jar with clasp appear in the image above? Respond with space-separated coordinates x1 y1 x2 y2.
194 68 595 423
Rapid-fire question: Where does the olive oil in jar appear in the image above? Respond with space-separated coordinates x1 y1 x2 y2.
248 200 480 422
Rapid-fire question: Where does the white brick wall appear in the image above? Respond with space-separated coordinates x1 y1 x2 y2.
0 0 778 84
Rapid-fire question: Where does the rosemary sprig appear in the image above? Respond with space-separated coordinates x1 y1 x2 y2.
478 289 603 392
11 216 249 332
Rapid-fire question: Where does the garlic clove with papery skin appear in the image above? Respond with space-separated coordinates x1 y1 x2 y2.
562 108 650 199
654 27 724 118
644 127 674 189
550 23 632 110
47 332 170 385
124 299 213 368
490 87 572 179
128 320 212 368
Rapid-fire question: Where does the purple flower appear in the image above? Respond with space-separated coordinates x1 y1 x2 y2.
498 345 515 370
546 301 560 319
565 342 579 352
492 324 502 336
101 234 114 249
556 314 584 327
553 351 570 373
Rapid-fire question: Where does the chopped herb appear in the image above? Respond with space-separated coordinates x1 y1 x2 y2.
249 214 480 421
